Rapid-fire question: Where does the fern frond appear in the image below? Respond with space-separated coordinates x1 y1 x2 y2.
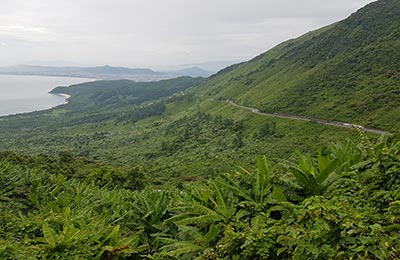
175 214 224 226
162 242 203 257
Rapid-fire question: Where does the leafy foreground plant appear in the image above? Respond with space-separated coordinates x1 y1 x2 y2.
0 163 144 259
156 137 400 259
1 136 399 259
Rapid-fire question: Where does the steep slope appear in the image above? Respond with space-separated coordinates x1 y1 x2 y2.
0 0 397 183
199 0 400 131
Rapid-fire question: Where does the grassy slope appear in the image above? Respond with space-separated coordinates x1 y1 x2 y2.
1 1 399 258
197 0 400 131
0 0 396 184
0 94 363 184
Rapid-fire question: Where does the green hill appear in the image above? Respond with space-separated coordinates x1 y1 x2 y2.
199 0 400 131
1 1 400 257
51 76 205 112
0 0 398 183
1 135 399 259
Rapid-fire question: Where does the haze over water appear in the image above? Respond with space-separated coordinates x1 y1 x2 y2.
0 75 91 117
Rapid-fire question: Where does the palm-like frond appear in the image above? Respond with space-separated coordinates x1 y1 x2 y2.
286 146 345 196
160 224 220 259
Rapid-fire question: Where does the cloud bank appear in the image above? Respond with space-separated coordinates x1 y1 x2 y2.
0 0 376 67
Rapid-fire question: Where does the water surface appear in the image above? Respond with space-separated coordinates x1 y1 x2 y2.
0 75 92 116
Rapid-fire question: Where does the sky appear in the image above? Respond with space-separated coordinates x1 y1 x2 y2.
0 0 376 69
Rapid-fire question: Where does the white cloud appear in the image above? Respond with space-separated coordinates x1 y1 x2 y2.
0 0 376 67
0 25 52 41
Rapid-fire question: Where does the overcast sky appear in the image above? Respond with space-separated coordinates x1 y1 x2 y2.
0 0 376 69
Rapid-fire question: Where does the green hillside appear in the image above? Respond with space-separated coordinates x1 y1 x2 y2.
199 0 400 131
50 76 204 110
1 136 399 259
1 0 400 258
1 0 398 183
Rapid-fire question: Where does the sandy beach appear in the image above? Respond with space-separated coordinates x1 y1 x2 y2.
54 93 71 99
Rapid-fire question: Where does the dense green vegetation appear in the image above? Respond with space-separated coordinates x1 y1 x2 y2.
50 76 204 111
0 96 362 183
199 0 400 131
1 134 399 259
0 76 204 131
0 0 399 258
1 0 397 181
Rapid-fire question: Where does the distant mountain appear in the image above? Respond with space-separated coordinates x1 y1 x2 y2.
0 64 211 81
165 66 213 77
157 60 243 72
80 65 161 75
188 61 245 72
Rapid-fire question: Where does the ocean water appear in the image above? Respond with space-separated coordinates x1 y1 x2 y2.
0 75 92 117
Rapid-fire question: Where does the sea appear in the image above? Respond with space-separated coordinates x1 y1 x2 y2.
0 74 92 117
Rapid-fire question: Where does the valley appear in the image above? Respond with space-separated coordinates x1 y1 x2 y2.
0 0 399 259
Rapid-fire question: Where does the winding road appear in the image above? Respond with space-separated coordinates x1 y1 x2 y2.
224 100 392 135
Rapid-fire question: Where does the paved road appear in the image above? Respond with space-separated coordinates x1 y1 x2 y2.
224 100 392 135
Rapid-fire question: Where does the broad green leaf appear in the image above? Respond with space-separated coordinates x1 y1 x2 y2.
176 214 224 226
42 223 57 247
316 150 339 183
217 179 252 201
203 224 220 244
251 215 266 230
256 155 269 199
109 224 121 245
273 186 287 202
163 242 202 257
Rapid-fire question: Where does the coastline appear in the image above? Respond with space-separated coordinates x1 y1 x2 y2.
0 72 97 80
0 93 72 118
50 92 71 105
53 93 71 99
0 74 90 117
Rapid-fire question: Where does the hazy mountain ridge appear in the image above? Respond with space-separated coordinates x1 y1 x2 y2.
0 64 213 81
163 66 213 77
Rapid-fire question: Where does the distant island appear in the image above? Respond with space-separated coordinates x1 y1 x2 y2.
0 64 213 81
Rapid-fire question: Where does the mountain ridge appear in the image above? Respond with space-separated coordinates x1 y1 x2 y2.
197 0 400 131
0 0 398 181
0 64 213 81
1 1 400 258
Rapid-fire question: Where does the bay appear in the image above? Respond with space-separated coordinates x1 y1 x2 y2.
0 75 92 117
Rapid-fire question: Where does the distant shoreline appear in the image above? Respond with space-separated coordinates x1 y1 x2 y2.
0 72 97 80
0 72 172 81
49 93 71 106
52 93 71 99
0 75 90 117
